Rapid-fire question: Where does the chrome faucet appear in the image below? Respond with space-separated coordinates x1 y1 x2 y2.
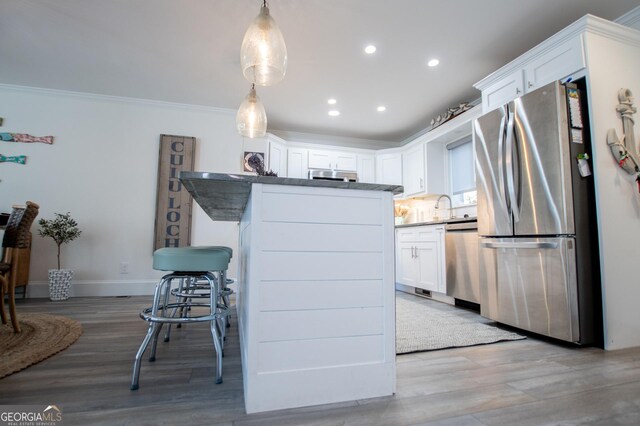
435 194 454 219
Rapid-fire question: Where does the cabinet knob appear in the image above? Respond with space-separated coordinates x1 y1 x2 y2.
516 88 521 94
528 81 533 88
420 178 424 189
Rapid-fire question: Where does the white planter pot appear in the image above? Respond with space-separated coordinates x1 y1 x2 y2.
48 269 74 301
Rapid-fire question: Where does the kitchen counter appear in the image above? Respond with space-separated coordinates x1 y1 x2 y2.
396 216 477 228
181 173 397 414
181 172 403 221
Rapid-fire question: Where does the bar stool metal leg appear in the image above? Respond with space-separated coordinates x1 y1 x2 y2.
131 276 167 390
207 273 224 384
164 277 187 342
149 277 172 361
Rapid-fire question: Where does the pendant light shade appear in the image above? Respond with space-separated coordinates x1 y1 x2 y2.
240 2 287 86
236 84 267 138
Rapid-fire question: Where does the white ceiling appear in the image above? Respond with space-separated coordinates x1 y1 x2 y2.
0 0 638 145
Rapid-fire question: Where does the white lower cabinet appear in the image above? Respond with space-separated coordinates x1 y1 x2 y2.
396 225 445 293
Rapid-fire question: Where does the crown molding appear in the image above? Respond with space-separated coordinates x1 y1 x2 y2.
615 5 640 29
0 83 236 115
269 130 398 150
474 14 640 91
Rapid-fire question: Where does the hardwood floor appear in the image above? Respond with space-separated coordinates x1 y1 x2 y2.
1 295 640 425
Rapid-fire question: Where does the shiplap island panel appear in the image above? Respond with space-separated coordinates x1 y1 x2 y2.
181 172 401 413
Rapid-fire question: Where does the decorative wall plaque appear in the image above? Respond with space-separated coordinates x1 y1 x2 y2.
154 135 195 250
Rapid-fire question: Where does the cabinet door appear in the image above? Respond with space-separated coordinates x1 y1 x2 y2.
402 144 426 197
396 241 417 287
482 69 524 112
287 148 309 178
268 140 286 177
524 35 585 92
415 241 439 291
333 152 357 171
308 150 332 169
376 153 403 185
357 154 376 183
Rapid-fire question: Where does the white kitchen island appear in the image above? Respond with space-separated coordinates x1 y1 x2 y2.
181 172 402 413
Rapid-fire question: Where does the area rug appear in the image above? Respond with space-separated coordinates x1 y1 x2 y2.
396 294 525 354
0 314 82 378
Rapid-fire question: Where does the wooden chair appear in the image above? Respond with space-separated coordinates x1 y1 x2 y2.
0 201 39 332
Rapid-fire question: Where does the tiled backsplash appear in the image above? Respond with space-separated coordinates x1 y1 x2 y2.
394 195 477 224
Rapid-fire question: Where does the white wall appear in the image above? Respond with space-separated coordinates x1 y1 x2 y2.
584 31 640 350
0 85 248 297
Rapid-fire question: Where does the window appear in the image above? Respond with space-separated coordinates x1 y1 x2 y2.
448 137 477 206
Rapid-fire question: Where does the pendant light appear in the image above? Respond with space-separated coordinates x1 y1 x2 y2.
240 0 287 86
236 84 267 138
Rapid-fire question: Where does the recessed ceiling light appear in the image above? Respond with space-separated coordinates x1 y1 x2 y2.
377 106 386 112
328 98 337 105
328 110 340 117
364 45 377 54
427 58 440 67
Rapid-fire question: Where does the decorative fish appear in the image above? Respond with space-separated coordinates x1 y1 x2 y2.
0 154 27 164
0 132 54 144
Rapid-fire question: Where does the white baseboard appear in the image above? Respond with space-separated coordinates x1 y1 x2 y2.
26 279 159 298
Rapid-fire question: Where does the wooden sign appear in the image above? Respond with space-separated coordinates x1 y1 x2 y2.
154 135 195 250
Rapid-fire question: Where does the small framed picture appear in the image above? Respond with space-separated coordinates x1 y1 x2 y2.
243 151 265 172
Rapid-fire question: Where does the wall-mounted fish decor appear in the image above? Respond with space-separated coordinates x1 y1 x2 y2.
0 154 26 164
0 132 54 144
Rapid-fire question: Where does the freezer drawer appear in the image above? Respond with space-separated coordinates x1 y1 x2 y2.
479 237 580 342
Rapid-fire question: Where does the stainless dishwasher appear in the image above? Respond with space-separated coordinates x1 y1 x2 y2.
445 220 480 304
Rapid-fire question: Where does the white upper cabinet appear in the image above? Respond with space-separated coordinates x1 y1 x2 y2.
308 149 357 171
287 147 309 179
481 69 524 112
375 153 403 186
402 144 426 197
357 154 376 183
268 136 287 177
523 35 585 92
477 33 586 112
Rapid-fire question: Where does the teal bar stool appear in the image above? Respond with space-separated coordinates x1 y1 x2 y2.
163 246 234 343
130 247 231 390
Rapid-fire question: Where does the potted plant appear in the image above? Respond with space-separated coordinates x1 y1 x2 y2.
38 212 82 301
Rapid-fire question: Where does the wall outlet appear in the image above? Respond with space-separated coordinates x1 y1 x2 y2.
119 262 130 274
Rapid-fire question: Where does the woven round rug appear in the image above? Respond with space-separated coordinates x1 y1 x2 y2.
0 313 82 379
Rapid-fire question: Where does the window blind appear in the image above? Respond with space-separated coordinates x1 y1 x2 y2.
448 139 475 195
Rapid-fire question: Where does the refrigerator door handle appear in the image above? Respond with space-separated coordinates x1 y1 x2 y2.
497 112 508 215
480 241 559 250
504 111 520 222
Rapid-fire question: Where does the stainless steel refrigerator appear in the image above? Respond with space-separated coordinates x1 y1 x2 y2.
475 79 601 345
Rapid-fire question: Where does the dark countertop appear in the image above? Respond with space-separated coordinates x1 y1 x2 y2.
396 216 477 228
180 172 404 222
